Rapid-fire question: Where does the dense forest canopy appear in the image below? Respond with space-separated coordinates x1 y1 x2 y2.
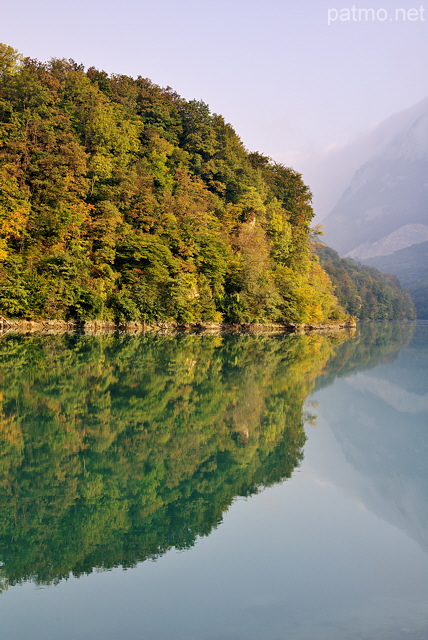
0 43 354 325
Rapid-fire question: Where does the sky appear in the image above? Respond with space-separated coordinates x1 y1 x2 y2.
2 0 427 209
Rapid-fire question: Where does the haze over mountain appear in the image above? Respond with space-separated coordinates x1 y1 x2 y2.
316 97 428 317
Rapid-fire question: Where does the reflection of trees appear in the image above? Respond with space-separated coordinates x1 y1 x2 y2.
313 321 415 391
0 332 344 588
313 322 428 555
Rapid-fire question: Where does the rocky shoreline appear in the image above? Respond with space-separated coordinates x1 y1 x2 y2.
0 317 356 335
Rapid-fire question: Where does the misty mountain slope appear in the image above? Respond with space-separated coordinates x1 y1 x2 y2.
321 97 428 317
323 155 428 256
304 95 428 221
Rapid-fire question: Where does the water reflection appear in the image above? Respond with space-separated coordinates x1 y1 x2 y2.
313 322 428 555
0 324 415 589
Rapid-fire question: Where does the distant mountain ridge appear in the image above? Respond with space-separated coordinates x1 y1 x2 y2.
321 97 428 317
346 223 428 260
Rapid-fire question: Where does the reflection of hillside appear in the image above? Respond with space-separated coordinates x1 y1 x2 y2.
347 373 428 413
314 321 415 391
316 323 428 554
0 332 345 589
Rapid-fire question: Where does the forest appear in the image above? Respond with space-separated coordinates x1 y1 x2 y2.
0 43 413 326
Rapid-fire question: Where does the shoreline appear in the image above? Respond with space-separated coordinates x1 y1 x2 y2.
0 317 357 336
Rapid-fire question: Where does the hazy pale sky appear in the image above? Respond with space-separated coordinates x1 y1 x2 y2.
2 0 427 168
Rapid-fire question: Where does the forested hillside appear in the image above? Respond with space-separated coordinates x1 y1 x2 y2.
316 244 415 320
0 43 351 325
365 242 428 319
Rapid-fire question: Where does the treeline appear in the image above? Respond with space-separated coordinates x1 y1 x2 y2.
0 43 350 325
316 244 415 320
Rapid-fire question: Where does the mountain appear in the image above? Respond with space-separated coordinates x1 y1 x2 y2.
302 95 428 222
320 97 428 317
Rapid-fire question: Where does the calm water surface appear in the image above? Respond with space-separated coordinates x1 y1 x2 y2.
0 323 427 639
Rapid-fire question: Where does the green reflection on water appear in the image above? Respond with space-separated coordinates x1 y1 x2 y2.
0 324 414 589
